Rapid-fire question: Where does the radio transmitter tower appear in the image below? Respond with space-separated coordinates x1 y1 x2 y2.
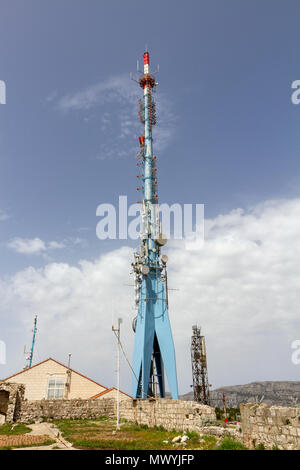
131 50 178 399
191 325 210 405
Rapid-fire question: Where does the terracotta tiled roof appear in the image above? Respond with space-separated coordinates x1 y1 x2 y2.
90 387 133 399
2 357 107 390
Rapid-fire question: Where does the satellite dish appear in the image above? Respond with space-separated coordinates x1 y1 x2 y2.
161 255 168 265
156 234 167 246
140 265 150 275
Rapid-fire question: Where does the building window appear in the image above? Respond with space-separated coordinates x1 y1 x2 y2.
47 377 65 399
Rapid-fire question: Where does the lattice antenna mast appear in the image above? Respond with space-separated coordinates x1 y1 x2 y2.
131 51 178 400
24 315 38 369
191 325 210 405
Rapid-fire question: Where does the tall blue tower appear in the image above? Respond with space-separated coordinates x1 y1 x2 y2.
132 51 178 399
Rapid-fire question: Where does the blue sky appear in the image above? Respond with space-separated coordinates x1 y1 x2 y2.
1 0 300 393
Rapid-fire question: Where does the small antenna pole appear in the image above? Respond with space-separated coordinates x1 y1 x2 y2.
112 318 122 430
24 315 38 369
66 353 72 399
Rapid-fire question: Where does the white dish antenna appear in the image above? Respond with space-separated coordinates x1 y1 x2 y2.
140 265 150 275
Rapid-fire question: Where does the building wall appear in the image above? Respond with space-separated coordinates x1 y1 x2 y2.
3 360 106 401
241 403 300 450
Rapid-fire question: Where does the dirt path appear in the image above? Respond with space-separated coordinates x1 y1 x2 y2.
15 422 75 451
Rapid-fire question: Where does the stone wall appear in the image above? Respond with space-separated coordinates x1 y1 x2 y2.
241 403 300 450
19 398 115 423
119 398 216 431
18 397 216 432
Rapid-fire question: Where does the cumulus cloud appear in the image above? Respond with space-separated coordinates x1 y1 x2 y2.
0 247 133 389
1 198 300 393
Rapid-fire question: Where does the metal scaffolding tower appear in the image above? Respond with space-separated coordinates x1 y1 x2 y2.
191 325 210 405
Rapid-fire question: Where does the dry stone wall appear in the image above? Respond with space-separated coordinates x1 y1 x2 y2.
241 403 300 450
18 397 216 432
119 398 216 431
19 398 115 423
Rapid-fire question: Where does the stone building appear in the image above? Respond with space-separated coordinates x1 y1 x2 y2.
1 358 110 401
0 382 25 424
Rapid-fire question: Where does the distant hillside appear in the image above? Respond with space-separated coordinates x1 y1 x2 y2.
180 381 300 407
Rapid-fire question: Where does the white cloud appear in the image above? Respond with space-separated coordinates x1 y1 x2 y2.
57 74 177 160
167 198 300 389
48 241 66 250
8 238 47 254
7 237 84 255
0 209 9 221
1 198 300 394
0 247 133 389
58 75 138 111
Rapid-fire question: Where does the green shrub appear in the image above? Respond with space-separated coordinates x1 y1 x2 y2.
256 443 265 450
217 438 248 450
153 425 167 432
185 430 199 441
140 424 149 430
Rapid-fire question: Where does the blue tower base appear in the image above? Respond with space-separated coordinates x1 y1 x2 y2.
132 273 178 399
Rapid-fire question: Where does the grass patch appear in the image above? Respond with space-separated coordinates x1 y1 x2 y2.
216 437 248 450
54 417 218 450
0 423 32 436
